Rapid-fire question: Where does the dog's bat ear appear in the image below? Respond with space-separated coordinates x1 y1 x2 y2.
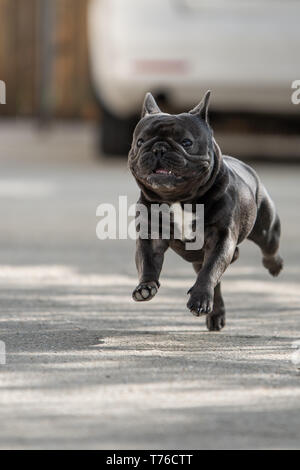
189 90 211 122
142 92 161 118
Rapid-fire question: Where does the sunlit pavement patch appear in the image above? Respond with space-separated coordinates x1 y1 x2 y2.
291 341 300 368
0 179 57 198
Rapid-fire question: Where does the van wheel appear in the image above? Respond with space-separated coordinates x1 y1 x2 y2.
99 108 138 156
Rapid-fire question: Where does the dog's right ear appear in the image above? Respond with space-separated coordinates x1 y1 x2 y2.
142 92 161 118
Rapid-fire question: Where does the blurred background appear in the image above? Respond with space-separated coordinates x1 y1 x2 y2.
0 0 299 159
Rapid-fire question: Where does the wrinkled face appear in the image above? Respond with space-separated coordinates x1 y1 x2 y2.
129 112 214 201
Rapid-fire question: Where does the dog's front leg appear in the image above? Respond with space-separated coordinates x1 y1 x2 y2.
187 228 237 315
132 238 169 302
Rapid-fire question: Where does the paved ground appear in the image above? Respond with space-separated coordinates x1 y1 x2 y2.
0 122 300 449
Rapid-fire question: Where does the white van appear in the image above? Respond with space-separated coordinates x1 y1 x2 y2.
88 0 300 156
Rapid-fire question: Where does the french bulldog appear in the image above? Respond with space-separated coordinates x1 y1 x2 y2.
128 90 283 331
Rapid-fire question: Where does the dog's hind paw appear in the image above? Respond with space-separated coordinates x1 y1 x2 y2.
206 312 225 332
132 281 159 302
263 254 283 277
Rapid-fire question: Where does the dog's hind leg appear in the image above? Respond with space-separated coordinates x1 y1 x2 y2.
261 215 283 276
206 283 226 331
248 193 283 277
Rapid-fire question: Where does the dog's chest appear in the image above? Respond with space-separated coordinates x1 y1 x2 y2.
170 202 196 241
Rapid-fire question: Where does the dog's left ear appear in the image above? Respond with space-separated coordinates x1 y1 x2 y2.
142 92 161 118
189 90 211 123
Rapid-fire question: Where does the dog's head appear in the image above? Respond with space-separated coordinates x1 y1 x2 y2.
128 91 221 202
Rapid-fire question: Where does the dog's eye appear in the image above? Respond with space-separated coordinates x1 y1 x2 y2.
137 138 144 148
181 138 193 148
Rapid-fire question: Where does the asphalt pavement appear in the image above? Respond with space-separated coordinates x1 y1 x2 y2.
0 122 299 449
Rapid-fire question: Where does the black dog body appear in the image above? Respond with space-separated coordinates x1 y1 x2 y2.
129 92 283 331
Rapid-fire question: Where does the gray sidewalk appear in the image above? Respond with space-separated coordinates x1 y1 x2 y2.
0 123 299 449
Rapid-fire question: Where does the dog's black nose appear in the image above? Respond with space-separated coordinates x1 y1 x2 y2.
152 141 169 157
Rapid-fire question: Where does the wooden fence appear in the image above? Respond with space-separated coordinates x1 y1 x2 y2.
0 0 98 118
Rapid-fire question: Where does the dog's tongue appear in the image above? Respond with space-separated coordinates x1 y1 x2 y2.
155 168 171 175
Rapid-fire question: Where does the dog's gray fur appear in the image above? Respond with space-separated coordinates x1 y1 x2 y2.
128 91 283 331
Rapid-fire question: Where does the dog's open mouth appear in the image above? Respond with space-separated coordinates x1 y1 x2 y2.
154 168 175 175
150 166 180 180
144 166 185 187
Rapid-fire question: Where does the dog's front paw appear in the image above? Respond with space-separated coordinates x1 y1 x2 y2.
187 286 214 316
132 281 159 302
